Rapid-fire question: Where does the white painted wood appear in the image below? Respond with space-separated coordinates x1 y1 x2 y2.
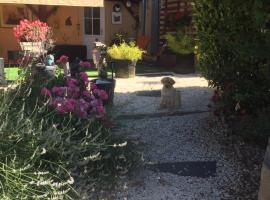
83 7 105 59
63 62 70 76
0 58 6 85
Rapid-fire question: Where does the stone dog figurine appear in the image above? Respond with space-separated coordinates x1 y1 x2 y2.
159 77 181 111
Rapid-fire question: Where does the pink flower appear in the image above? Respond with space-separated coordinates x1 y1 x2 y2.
90 99 102 107
52 87 66 97
67 86 80 98
41 87 51 98
79 61 92 68
80 72 89 82
66 78 78 88
97 106 106 115
51 97 68 114
98 90 108 100
91 84 97 91
56 55 69 64
83 91 92 99
78 98 89 110
64 98 77 112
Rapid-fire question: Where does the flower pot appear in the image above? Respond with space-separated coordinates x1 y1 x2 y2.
32 63 56 81
20 42 45 55
174 53 195 74
91 78 116 105
114 60 136 78
159 53 195 74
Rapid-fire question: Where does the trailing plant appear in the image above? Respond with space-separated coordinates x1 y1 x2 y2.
107 42 145 61
165 32 195 55
13 19 52 42
194 0 270 116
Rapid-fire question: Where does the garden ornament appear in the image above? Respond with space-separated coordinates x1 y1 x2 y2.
46 54 55 66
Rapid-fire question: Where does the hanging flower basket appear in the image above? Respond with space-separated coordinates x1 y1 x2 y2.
20 42 45 54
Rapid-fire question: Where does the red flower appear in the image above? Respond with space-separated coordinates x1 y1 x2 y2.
56 55 69 64
13 19 51 42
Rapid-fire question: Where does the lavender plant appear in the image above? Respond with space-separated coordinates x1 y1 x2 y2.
0 66 139 199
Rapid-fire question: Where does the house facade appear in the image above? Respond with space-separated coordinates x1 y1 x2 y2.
0 0 155 62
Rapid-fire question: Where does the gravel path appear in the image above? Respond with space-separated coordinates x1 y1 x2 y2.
111 74 263 200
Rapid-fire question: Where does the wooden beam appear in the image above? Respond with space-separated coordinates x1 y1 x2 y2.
26 5 58 22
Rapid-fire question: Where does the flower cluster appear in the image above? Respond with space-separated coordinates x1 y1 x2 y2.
41 73 108 119
56 55 69 64
13 19 51 42
79 61 92 69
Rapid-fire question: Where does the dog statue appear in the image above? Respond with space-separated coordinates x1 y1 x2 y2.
159 77 181 111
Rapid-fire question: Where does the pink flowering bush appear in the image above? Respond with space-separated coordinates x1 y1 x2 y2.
41 71 108 119
13 19 52 42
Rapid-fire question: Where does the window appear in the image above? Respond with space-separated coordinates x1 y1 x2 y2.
84 7 100 35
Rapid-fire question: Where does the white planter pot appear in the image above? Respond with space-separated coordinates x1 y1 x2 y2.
20 42 45 54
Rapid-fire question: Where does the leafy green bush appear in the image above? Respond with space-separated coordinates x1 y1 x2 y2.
107 42 145 61
165 32 195 54
194 0 270 115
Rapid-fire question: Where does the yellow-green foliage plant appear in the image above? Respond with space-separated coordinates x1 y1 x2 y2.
165 33 195 55
107 42 145 61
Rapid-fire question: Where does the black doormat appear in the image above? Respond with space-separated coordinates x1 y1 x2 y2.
117 110 210 120
136 90 161 97
147 161 216 178
136 72 174 77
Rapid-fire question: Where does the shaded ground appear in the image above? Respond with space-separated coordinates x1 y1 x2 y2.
106 73 265 200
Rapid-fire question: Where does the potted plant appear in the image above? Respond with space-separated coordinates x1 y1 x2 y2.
164 32 196 73
107 42 144 78
13 19 52 55
13 19 55 82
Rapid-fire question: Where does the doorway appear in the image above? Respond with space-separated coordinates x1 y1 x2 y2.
83 7 105 59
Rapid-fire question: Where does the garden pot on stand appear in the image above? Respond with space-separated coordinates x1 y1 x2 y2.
91 62 116 105
20 42 45 56
114 60 136 78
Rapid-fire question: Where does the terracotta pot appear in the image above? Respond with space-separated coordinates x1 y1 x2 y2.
114 60 136 78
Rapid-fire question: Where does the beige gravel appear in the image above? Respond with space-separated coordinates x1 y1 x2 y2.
113 73 213 115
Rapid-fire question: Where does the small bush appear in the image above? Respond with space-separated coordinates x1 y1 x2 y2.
107 42 145 61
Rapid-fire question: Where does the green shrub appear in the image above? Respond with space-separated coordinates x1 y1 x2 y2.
107 42 145 61
194 0 270 114
165 32 195 54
